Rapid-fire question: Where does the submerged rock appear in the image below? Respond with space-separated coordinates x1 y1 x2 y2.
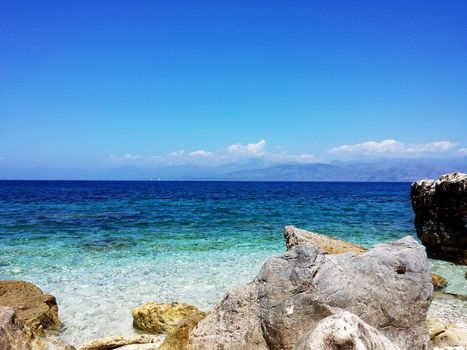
0 280 60 337
284 225 368 254
411 172 467 264
432 273 448 291
186 232 432 350
294 311 401 350
132 302 203 334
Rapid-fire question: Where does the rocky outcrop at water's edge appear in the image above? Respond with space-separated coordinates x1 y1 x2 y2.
411 172 467 265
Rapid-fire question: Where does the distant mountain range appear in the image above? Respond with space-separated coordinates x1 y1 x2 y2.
164 158 467 182
2 158 466 181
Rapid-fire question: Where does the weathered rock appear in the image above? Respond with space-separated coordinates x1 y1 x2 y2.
286 227 447 292
0 306 31 350
188 283 269 350
427 318 467 348
411 172 467 264
0 306 73 350
257 237 432 350
78 335 160 350
159 312 207 350
31 337 77 350
284 225 368 254
0 280 60 337
431 273 448 291
294 311 401 350
132 302 202 334
186 233 432 350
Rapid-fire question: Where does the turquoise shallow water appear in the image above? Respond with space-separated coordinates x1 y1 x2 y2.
0 181 465 345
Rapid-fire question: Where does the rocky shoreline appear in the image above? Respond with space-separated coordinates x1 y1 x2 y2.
1 173 466 350
1 226 466 350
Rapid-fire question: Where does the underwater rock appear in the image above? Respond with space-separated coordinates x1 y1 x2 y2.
411 172 467 265
132 302 203 334
186 233 432 350
0 280 60 337
431 274 448 291
294 311 401 350
284 225 368 254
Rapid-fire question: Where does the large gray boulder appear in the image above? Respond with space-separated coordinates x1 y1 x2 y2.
411 172 467 264
257 237 432 350
188 234 432 350
294 311 401 350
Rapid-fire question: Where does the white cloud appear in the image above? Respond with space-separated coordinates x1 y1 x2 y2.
109 153 142 162
169 150 185 157
189 150 213 157
227 140 266 156
108 139 317 166
458 148 467 155
328 139 458 158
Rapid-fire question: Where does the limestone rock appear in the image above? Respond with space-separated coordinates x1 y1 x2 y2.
132 302 202 334
159 312 207 350
0 306 31 350
188 283 269 350
427 318 467 348
284 225 368 254
294 311 401 350
257 237 432 350
0 280 60 337
431 273 448 291
186 233 432 350
32 337 77 350
78 335 160 350
411 172 467 264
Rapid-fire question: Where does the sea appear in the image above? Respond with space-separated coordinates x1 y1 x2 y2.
0 181 465 345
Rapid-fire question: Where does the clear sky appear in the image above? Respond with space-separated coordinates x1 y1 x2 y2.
1 1 466 178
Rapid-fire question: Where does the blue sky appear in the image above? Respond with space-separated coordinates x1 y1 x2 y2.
1 1 466 178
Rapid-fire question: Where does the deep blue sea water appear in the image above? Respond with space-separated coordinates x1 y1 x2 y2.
0 181 465 344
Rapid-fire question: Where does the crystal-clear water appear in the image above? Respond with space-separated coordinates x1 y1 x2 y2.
0 181 465 345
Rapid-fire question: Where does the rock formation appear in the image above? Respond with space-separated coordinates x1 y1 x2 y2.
427 318 467 348
284 225 368 254
0 306 31 350
431 274 448 291
0 306 73 350
294 311 401 350
78 335 161 350
132 302 205 334
0 280 60 337
186 230 432 350
158 312 207 350
411 172 467 264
